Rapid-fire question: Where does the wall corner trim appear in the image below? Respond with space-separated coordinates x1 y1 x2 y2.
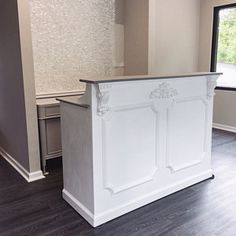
213 123 236 133
0 146 45 182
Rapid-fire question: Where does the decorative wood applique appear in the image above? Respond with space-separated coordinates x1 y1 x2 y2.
150 82 178 99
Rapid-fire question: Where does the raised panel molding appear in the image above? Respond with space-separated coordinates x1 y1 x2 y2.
103 168 158 194
101 104 160 194
166 97 209 173
167 153 207 173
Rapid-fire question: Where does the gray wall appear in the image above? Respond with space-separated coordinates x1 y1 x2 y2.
0 0 41 172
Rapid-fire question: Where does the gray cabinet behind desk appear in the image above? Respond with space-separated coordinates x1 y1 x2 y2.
37 99 62 174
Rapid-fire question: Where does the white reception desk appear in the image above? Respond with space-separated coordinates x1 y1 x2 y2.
58 73 221 227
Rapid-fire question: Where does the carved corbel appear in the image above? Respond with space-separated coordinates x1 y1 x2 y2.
207 76 217 99
97 84 112 116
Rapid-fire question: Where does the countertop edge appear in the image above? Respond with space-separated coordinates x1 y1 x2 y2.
80 72 223 84
57 97 90 109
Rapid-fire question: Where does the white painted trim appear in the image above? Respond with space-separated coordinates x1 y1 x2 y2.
63 170 212 227
213 123 236 133
101 103 159 194
0 147 45 182
166 97 209 172
36 90 85 99
63 190 95 226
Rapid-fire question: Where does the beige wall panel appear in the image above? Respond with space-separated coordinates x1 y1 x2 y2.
214 90 236 128
124 0 149 75
149 0 200 75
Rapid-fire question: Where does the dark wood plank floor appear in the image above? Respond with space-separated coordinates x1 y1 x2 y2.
1 129 236 236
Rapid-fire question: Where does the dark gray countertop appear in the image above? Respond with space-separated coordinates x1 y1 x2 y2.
57 96 90 109
80 72 222 84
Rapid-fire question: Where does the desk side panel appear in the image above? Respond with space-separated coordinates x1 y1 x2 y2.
60 102 94 215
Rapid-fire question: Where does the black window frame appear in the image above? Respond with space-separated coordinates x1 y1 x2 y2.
211 3 236 91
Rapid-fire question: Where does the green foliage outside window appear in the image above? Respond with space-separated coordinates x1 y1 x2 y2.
217 8 236 64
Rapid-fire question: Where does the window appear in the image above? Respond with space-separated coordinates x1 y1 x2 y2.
211 4 236 89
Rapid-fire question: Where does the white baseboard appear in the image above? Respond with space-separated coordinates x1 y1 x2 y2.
0 147 45 182
63 190 94 226
63 170 213 227
213 123 236 133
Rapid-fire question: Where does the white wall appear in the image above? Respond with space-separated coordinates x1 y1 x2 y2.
149 0 200 75
199 0 236 130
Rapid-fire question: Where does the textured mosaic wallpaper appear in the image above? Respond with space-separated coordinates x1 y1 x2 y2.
29 0 115 95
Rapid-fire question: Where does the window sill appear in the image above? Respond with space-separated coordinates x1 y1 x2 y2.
216 86 236 91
